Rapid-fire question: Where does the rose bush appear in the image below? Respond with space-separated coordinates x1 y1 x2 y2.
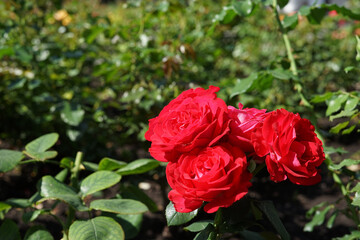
166 143 252 213
252 109 325 185
146 86 325 214
145 86 230 162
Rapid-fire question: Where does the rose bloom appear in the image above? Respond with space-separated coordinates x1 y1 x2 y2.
145 86 230 162
228 103 267 153
166 144 252 213
252 109 325 185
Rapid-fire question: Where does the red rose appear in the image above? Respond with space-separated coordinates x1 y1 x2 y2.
252 109 325 185
228 103 268 153
145 86 230 162
166 144 252 213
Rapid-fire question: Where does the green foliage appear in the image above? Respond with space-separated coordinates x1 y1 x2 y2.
0 150 24 172
80 171 121 197
68 216 125 240
165 202 199 226
0 133 156 239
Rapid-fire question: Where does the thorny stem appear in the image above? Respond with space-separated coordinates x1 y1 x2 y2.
272 0 312 108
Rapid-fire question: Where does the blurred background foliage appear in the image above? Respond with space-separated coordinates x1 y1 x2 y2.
0 0 359 161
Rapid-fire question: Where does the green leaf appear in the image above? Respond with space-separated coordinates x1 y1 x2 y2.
278 0 289 8
307 7 327 25
25 133 59 153
0 47 15 58
342 125 356 135
322 4 360 21
60 157 73 169
82 161 99 172
323 146 347 155
24 226 54 240
24 133 59 161
80 171 121 197
116 159 159 176
84 27 105 44
5 198 31 208
113 214 142 239
350 183 360 192
24 151 58 161
193 224 216 240
38 176 87 211
335 231 360 240
344 98 359 112
256 201 290 240
352 192 360 207
326 94 348 116
269 69 294 80
247 159 256 173
8 78 26 90
230 73 257 98
326 210 338 229
330 110 358 121
311 92 334 103
69 216 124 240
165 202 198 226
249 72 273 92
344 66 355 73
61 102 85 126
251 201 263 220
330 121 349 134
23 210 43 223
329 159 360 170
0 150 24 172
184 220 213 232
90 199 148 214
0 202 11 212
99 158 127 171
0 219 21 240
299 6 311 16
282 14 298 30
55 168 69 182
120 184 158 212
232 0 253 17
304 205 332 232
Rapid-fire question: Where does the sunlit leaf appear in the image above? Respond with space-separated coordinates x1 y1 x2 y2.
90 199 148 214
39 176 87 211
165 202 198 226
69 216 124 240
0 150 24 172
232 0 253 17
326 94 348 116
304 205 333 232
80 171 121 197
184 220 213 232
25 133 58 153
329 159 360 170
60 102 84 126
116 159 159 176
24 226 54 240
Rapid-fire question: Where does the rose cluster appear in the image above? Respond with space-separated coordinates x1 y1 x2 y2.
145 86 325 213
